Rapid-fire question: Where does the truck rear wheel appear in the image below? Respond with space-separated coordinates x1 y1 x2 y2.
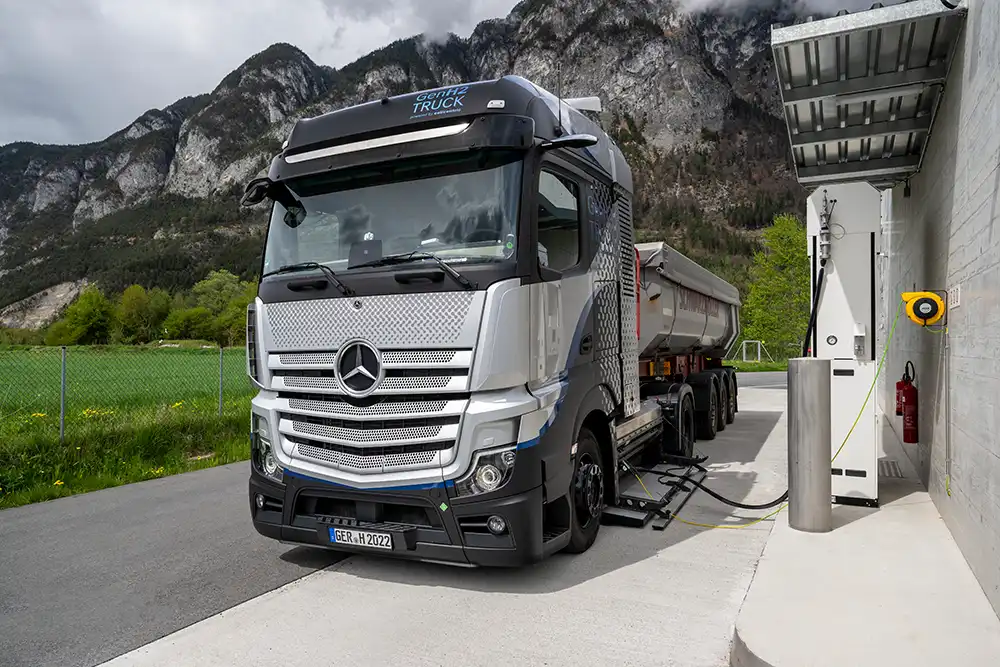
672 393 696 458
564 426 604 554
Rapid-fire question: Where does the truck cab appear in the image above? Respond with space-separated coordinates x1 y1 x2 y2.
243 76 737 566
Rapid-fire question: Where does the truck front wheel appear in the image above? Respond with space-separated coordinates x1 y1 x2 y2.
563 426 604 554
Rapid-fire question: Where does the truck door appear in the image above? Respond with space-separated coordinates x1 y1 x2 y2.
531 160 592 386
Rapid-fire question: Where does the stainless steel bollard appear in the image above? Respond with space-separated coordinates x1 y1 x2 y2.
787 357 832 532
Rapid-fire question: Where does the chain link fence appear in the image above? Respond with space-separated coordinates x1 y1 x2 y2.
0 346 254 445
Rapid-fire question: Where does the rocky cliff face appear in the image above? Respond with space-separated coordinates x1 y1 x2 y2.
0 0 818 314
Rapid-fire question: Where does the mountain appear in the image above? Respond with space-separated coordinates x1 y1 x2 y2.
0 0 819 318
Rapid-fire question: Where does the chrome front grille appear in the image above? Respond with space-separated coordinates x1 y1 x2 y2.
270 347 472 475
274 374 465 393
290 420 446 444
286 396 451 417
296 444 439 471
383 351 457 365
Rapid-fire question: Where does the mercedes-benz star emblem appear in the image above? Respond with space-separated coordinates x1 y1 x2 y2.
335 340 383 397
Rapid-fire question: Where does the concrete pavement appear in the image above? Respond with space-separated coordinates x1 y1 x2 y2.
96 387 788 667
731 414 1000 667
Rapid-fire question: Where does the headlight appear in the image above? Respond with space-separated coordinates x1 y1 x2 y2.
454 445 516 497
251 414 282 483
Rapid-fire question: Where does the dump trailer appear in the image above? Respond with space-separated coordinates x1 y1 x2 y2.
242 75 742 566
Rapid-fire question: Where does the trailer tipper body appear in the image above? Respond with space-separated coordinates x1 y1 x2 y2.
243 75 742 566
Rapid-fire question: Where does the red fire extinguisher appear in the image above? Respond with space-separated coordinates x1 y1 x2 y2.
895 361 915 416
899 361 918 444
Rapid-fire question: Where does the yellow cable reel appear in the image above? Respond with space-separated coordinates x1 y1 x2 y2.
901 291 945 326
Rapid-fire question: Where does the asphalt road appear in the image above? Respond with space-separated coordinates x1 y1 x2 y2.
0 463 345 667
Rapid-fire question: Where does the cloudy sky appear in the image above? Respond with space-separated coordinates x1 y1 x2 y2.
1 0 884 148
0 0 520 147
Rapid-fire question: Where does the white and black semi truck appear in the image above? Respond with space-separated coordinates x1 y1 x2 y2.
241 75 742 566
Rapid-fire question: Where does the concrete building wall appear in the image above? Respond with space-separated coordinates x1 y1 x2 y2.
876 0 1000 617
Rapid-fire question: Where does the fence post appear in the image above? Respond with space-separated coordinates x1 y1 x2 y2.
787 357 832 532
219 346 224 417
60 346 67 443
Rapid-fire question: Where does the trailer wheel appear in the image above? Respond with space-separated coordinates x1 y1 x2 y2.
725 368 738 415
696 384 718 441
564 426 604 554
723 371 736 424
715 380 728 432
707 368 736 425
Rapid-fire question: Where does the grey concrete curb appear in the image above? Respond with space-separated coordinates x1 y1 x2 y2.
730 624 774 667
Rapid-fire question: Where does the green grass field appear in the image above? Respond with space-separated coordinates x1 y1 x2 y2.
0 346 255 509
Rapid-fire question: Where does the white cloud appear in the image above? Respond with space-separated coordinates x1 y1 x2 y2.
0 0 518 146
0 0 903 147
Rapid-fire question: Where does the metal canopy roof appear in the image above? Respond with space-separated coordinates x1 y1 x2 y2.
770 0 967 188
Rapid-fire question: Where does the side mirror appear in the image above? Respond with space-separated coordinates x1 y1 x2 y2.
240 177 272 207
540 133 599 151
283 206 306 228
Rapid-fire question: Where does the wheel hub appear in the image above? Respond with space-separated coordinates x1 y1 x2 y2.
574 456 604 522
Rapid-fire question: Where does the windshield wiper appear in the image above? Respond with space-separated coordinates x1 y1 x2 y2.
261 262 356 297
352 251 478 290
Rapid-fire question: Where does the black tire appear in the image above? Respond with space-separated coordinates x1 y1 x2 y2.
724 367 738 415
723 372 736 424
715 378 728 432
671 393 696 458
696 384 718 440
563 426 605 554
707 368 736 426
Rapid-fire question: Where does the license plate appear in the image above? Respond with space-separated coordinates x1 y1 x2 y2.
328 526 393 550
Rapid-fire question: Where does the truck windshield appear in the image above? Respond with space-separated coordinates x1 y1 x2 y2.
262 150 523 274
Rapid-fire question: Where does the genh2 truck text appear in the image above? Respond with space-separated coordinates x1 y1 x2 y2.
241 75 742 567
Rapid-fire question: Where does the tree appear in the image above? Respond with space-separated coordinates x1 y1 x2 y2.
742 214 810 358
192 269 248 315
147 288 173 338
115 285 152 344
163 307 216 341
45 286 115 345
213 281 256 347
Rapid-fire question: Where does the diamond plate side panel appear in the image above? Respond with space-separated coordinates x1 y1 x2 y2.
599 384 616 414
594 281 618 353
265 291 483 350
599 354 622 408
593 180 620 283
617 192 640 417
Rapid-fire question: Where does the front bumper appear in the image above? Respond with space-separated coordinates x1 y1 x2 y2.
249 467 564 567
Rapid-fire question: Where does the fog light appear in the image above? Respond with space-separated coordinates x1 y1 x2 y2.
487 515 507 535
255 493 265 509
475 464 502 492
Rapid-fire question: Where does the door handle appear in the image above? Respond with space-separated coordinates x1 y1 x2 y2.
579 334 593 355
